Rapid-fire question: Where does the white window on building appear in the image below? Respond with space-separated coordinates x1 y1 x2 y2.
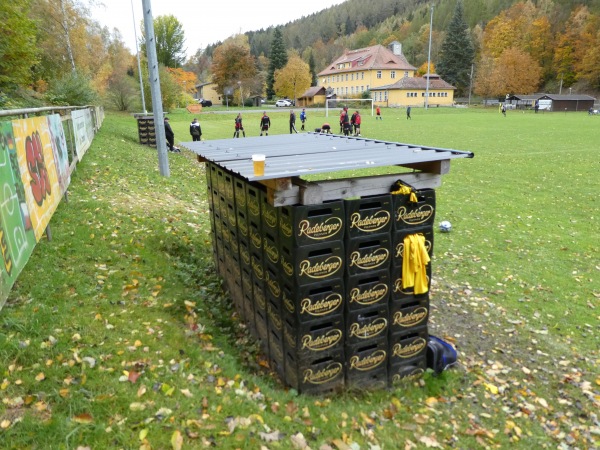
404 71 409 78
351 73 354 81
377 71 382 79
351 87 354 94
346 74 349 81
385 91 388 101
361 72 364 80
391 71 396 79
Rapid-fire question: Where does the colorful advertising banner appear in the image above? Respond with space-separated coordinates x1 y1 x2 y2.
0 121 37 306
72 109 94 160
47 114 71 195
11 116 64 242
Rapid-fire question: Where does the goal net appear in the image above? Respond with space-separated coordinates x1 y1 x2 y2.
326 98 374 117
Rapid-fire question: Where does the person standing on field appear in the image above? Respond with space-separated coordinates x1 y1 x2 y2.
259 111 271 136
300 109 307 131
233 113 245 138
353 110 361 136
189 118 202 141
164 117 179 152
376 105 382 120
289 109 298 133
406 106 412 120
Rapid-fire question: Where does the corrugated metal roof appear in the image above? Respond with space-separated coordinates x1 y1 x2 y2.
181 133 473 182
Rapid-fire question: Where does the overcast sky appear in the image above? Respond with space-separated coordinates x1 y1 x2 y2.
93 0 348 58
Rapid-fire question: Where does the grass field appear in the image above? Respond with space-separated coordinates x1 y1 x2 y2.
1 106 598 449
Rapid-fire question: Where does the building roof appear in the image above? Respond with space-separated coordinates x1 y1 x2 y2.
299 86 327 98
317 45 416 76
538 94 596 101
371 75 456 91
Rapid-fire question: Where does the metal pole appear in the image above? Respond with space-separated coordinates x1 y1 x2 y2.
468 63 474 106
142 0 169 177
131 0 147 113
425 5 433 109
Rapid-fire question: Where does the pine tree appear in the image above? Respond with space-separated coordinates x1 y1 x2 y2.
437 1 474 97
308 52 317 86
266 28 288 99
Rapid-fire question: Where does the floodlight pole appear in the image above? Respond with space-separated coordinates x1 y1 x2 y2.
425 5 433 110
142 0 169 177
131 0 146 113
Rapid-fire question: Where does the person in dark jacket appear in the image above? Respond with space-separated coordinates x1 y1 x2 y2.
189 118 202 141
289 110 298 134
164 117 179 152
259 112 271 136
233 113 245 138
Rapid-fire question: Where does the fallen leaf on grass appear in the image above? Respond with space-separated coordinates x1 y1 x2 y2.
418 434 443 448
259 430 284 442
72 413 93 424
291 432 309 449
171 430 183 450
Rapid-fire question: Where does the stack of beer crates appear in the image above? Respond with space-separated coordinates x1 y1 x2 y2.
205 162 436 393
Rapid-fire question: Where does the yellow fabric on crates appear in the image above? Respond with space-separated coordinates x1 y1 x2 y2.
391 184 418 203
402 233 430 294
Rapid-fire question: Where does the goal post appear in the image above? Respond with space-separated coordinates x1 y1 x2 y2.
326 98 374 117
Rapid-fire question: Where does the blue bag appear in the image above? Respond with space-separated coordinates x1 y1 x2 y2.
426 335 458 374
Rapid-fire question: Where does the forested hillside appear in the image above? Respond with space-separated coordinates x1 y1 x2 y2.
197 0 600 96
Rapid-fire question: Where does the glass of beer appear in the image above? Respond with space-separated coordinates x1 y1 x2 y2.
252 154 265 176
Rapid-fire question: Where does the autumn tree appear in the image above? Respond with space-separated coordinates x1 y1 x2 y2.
489 48 542 97
0 0 39 90
211 38 257 104
273 53 311 102
437 1 474 96
267 28 288 99
141 15 186 68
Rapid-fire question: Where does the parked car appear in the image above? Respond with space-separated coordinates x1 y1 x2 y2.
275 99 292 107
198 99 212 107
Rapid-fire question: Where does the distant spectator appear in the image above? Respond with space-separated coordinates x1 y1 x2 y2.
300 109 307 130
289 109 298 133
406 106 412 120
164 117 179 152
376 105 382 120
353 110 361 136
234 113 245 138
341 107 351 136
189 118 202 141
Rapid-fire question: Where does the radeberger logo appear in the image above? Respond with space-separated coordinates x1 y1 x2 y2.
300 293 342 317
238 219 248 237
264 208 277 229
394 235 432 259
250 228 261 249
263 238 279 264
392 368 424 383
349 210 390 232
227 209 236 227
248 198 260 216
240 246 250 266
349 318 387 339
297 217 343 240
251 258 264 280
280 219 293 238
235 190 246 208
301 329 342 351
299 256 342 279
266 273 280 297
268 304 282 330
348 350 386 371
284 294 295 314
392 338 427 359
393 307 428 328
303 362 343 385
282 259 294 276
396 204 434 225
255 290 266 310
349 283 388 306
285 327 295 348
349 248 389 270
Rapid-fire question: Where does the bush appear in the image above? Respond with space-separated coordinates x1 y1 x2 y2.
45 71 99 106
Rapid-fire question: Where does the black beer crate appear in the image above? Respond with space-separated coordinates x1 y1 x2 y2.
345 233 391 276
210 188 221 216
262 229 280 268
388 326 428 367
345 338 389 391
283 314 344 361
268 327 285 380
250 249 264 283
282 278 344 326
216 167 225 197
249 218 263 253
221 223 232 252
208 162 219 192
236 207 249 243
389 264 431 303
392 187 436 231
345 303 389 347
241 265 253 321
246 183 262 221
267 295 283 335
225 201 237 231
279 200 344 248
254 307 269 352
280 240 344 287
264 264 282 304
389 298 429 335
229 226 240 261
285 350 345 395
234 177 247 213
344 194 393 239
242 288 255 333
388 355 427 386
260 190 279 238
346 269 390 311
223 170 235 203
206 185 215 211
252 273 267 314
238 238 251 271
391 227 434 268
